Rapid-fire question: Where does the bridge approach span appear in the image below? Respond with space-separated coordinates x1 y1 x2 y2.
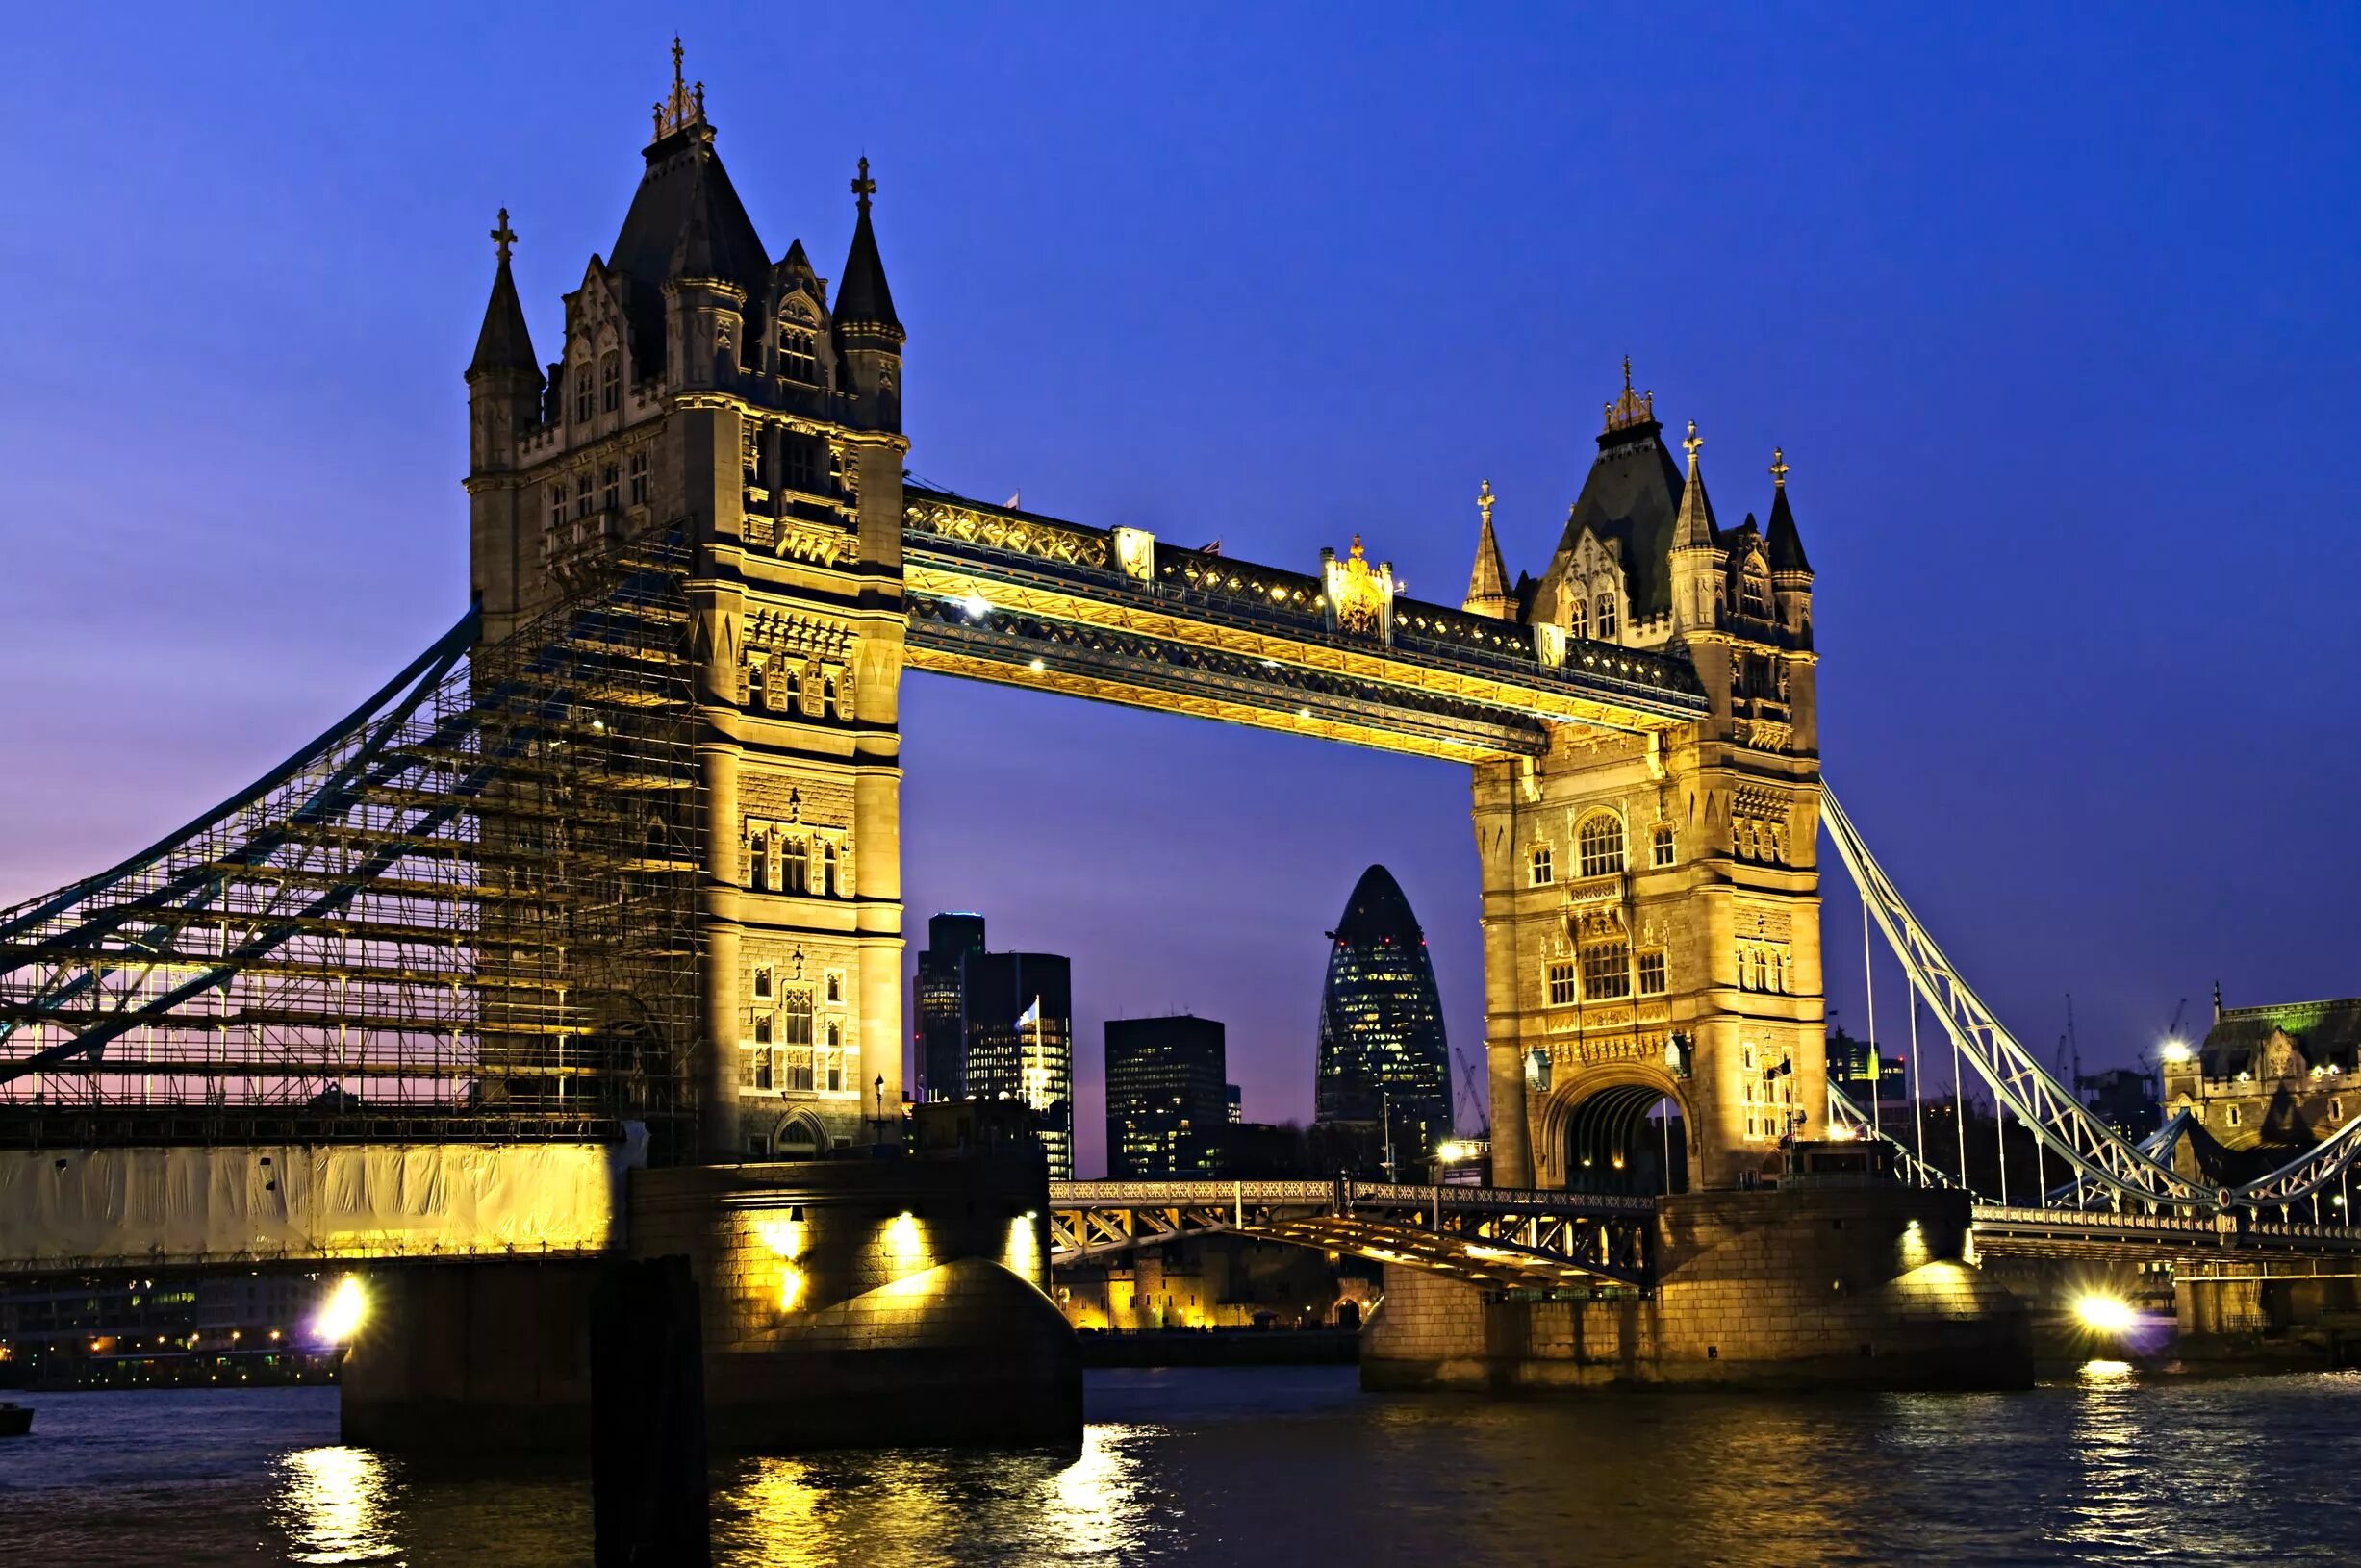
1047 1178 1655 1288
0 1135 639 1277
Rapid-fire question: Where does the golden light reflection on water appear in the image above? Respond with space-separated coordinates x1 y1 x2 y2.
276 1445 401 1564
715 1424 1155 1565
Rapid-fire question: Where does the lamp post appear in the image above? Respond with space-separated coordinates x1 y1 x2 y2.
873 1073 886 1147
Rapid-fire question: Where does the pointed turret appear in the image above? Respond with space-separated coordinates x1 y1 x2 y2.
1764 447 1811 574
1672 419 1716 549
1463 479 1514 620
1764 447 1813 644
835 157 902 336
834 158 905 434
1667 418 1723 634
468 209 540 379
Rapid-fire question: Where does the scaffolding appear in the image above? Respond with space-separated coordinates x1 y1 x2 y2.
0 537 706 1155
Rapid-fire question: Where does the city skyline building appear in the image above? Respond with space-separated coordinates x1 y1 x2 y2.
1314 864 1454 1176
912 911 1075 1176
913 912 987 1101
1105 1014 1230 1178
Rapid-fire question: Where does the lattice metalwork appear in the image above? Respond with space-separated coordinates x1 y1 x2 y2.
1824 785 2361 1213
0 540 704 1151
1046 1178 1653 1287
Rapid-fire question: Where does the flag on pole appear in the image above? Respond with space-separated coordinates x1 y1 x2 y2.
1015 998 1041 1029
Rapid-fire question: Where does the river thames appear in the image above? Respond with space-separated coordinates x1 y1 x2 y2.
2 1365 2355 1564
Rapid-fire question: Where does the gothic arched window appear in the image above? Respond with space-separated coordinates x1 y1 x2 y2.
1740 566 1771 619
821 840 840 896
1576 812 1626 878
1594 593 1618 640
573 358 595 424
781 836 810 895
599 351 621 413
1570 599 1588 640
1650 823 1676 868
778 303 820 383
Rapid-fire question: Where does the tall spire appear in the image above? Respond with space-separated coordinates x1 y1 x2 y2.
835 155 902 336
1671 418 1716 548
1462 478 1513 620
1764 445 1812 574
468 207 539 378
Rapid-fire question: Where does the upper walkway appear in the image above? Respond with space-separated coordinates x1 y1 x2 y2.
902 489 1709 763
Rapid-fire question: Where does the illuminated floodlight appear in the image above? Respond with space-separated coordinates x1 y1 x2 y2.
1296 706 1312 720
2073 1293 2137 1334
1028 657 1046 672
312 1276 368 1347
1435 1141 1470 1163
962 593 990 620
2159 1040 2192 1065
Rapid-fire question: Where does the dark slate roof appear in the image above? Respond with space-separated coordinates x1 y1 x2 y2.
1548 422 1699 622
2200 999 2361 1078
467 256 540 378
1765 484 1812 573
609 127 769 371
1329 864 1426 945
836 197 900 331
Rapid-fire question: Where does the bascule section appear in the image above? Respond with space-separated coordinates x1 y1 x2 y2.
1469 368 1827 1193
463 50 910 1163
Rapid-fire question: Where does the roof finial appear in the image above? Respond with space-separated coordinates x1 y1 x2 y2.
852 155 876 209
656 35 705 137
490 208 517 265
1603 356 1658 432
1477 478 1494 529
1682 419 1704 472
1768 446 1789 488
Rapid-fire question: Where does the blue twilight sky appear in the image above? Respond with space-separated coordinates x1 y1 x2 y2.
3 5 2356 1176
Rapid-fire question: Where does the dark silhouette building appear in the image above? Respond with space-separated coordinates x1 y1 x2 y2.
1104 1014 1229 1177
911 913 1074 1176
913 913 987 1100
1314 865 1453 1176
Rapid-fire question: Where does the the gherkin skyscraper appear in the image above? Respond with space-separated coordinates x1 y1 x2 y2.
1314 864 1453 1176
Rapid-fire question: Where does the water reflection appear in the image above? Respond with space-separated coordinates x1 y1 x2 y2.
715 1425 1157 1566
275 1444 401 1564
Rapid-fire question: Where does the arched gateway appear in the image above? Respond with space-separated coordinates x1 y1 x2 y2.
453 83 1823 1190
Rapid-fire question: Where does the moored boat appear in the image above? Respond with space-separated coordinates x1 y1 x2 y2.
0 1402 31 1436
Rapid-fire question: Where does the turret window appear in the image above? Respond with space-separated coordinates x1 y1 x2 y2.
782 435 822 496
1530 845 1554 886
1637 950 1668 997
1740 567 1771 619
1594 594 1618 639
548 483 566 532
779 306 820 383
1576 812 1627 878
599 351 621 414
1651 824 1676 869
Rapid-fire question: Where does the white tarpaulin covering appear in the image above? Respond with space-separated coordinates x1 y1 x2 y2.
0 1132 644 1270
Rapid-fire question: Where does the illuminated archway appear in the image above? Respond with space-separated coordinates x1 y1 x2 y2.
1551 1076 1688 1196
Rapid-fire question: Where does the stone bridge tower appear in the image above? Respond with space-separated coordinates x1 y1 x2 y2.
1469 367 1824 1191
463 47 907 1161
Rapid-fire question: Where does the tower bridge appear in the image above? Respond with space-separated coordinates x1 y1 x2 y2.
4 45 2358 1440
